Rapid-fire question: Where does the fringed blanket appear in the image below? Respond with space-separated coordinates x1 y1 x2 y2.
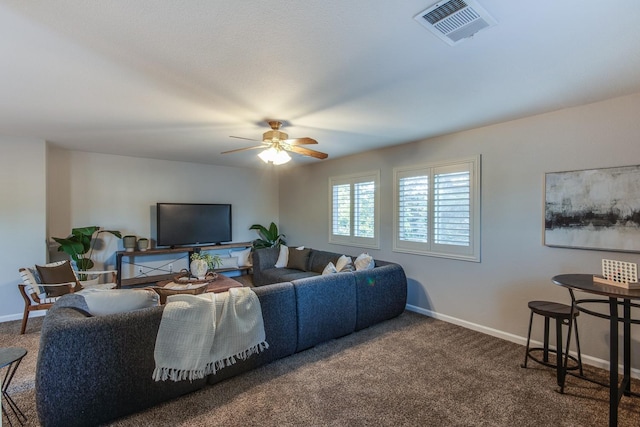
153 287 269 382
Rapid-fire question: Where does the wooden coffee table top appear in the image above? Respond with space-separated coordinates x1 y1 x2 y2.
204 274 244 293
156 273 243 294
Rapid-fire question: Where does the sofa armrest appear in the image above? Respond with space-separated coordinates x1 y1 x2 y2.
36 295 206 427
354 263 407 331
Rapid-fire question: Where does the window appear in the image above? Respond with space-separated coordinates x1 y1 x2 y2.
329 170 380 248
393 156 480 261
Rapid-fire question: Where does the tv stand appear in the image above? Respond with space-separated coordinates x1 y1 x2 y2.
115 242 252 287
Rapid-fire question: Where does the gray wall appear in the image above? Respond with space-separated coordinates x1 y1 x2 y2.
279 92 640 370
0 138 47 319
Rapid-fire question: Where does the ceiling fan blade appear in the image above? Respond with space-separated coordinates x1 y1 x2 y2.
284 137 317 145
230 135 262 142
221 145 266 154
287 145 328 160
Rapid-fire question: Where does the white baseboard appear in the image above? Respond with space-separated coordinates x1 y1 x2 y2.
0 310 46 324
405 304 640 379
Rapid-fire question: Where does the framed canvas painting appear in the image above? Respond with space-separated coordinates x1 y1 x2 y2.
544 164 640 252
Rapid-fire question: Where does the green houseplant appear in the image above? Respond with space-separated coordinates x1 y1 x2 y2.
52 226 122 279
249 222 286 249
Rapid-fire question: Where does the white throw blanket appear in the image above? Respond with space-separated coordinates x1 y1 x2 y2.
153 287 269 382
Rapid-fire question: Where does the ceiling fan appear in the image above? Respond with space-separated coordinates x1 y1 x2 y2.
222 120 329 165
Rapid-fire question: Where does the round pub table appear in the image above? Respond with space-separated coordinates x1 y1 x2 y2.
553 274 640 427
0 347 27 426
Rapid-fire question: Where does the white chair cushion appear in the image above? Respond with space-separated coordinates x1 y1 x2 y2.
77 288 159 316
230 247 252 267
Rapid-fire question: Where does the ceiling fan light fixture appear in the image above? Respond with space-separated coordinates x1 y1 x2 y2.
226 120 326 163
273 149 291 165
258 147 291 165
258 147 277 163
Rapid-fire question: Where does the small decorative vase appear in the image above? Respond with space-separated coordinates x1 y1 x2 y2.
190 259 208 280
123 235 137 252
137 238 149 251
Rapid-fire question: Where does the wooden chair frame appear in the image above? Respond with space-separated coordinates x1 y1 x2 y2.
18 262 118 334
18 282 75 334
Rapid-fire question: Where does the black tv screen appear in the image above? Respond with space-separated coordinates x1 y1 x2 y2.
156 203 232 247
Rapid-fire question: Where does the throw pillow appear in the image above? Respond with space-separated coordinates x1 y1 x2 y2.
36 261 81 297
218 256 239 269
230 247 252 267
287 247 311 271
322 262 337 275
274 245 289 268
79 288 159 316
354 253 375 271
335 255 352 272
339 264 355 273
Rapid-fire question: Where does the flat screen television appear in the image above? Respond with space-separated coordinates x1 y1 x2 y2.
156 203 232 247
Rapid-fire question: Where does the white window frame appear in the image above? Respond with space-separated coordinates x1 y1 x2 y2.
393 155 480 262
329 170 380 249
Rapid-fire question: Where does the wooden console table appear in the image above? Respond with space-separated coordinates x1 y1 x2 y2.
116 242 252 287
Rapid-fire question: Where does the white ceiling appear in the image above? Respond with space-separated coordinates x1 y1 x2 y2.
2 1 640 169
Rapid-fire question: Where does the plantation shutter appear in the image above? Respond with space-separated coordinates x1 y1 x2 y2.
354 181 375 238
393 156 479 261
433 165 470 246
397 174 429 243
332 183 350 236
329 171 380 248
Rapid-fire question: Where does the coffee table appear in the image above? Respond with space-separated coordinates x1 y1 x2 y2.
155 274 243 304
203 274 244 293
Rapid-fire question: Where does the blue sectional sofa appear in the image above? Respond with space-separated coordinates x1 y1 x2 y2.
36 250 407 427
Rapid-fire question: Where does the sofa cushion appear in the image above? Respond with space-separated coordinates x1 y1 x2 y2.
293 273 357 352
287 247 311 271
262 268 318 284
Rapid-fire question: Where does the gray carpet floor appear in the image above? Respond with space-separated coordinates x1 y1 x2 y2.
3 303 640 426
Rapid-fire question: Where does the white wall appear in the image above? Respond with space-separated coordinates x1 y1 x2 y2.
47 149 280 279
0 148 280 321
0 138 47 322
279 92 640 368
47 149 279 244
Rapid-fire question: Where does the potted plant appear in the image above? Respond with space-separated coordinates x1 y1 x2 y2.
249 222 286 249
190 252 222 279
52 226 122 280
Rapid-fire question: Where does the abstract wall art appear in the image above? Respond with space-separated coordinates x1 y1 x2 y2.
545 164 640 252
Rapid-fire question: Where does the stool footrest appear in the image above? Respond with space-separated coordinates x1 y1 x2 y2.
524 348 581 371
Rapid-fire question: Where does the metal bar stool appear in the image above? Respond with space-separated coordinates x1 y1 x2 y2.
521 300 583 393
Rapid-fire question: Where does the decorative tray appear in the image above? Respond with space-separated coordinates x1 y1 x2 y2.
172 270 218 284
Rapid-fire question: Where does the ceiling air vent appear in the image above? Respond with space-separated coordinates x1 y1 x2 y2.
414 0 497 46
